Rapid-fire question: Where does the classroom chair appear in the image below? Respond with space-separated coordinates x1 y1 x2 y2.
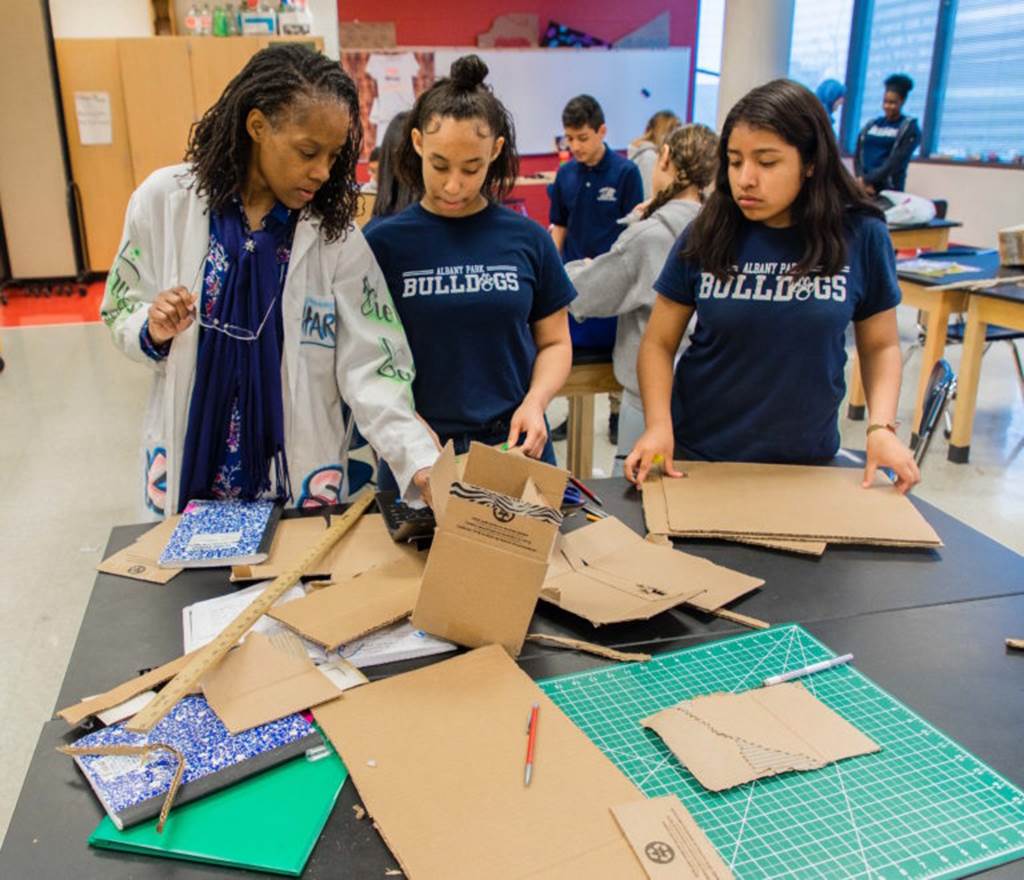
912 359 957 466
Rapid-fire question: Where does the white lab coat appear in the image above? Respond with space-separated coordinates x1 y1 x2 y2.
101 164 437 516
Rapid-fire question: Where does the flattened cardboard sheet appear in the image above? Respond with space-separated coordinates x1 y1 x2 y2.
314 645 648 879
97 516 182 583
269 556 423 650
641 682 879 792
231 514 421 582
201 632 341 733
610 796 734 879
541 518 763 625
659 462 941 548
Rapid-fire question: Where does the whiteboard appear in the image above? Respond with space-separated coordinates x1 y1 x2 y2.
433 48 692 155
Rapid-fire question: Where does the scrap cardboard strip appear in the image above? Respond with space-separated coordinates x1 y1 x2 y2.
57 651 196 727
641 681 879 792
710 608 771 630
525 633 652 663
200 632 342 734
314 645 649 879
231 513 421 583
659 462 942 548
269 556 423 650
97 516 183 584
610 796 734 880
126 490 375 732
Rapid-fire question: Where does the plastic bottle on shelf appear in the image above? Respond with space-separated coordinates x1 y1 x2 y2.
212 5 228 36
184 3 201 35
198 3 212 35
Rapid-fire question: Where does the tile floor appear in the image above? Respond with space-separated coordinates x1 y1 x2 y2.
1 310 1021 843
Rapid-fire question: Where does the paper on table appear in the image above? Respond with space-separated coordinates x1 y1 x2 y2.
182 582 311 656
641 682 879 792
335 620 456 669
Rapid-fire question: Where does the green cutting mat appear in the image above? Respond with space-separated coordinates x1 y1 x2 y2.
539 625 1024 880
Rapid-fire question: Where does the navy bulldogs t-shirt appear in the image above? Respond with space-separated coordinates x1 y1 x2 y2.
366 202 576 436
654 213 901 463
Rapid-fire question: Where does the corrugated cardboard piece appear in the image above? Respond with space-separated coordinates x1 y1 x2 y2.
97 516 183 583
610 796 734 879
542 517 763 625
231 513 420 583
643 464 940 551
201 632 341 734
313 645 649 879
268 555 425 650
413 442 569 657
642 682 879 792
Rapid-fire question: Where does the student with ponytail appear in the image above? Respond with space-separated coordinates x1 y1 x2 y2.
625 79 920 494
366 54 575 483
565 124 718 473
101 44 437 515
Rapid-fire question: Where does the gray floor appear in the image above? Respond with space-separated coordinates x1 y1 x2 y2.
1 314 1022 844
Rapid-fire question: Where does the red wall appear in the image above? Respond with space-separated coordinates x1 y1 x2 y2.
337 2 698 51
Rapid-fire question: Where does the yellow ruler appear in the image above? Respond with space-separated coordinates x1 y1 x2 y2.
126 490 376 732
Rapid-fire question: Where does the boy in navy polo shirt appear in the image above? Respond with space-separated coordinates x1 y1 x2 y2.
549 95 643 440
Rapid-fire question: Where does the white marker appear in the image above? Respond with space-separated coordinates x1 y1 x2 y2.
763 653 855 687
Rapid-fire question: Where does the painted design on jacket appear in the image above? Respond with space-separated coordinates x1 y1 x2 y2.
376 337 414 383
297 465 345 508
145 446 167 515
301 296 337 348
103 241 144 327
360 275 400 326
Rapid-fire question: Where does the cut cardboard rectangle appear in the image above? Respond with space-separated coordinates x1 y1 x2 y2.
415 442 569 657
641 476 827 555
313 645 648 879
540 518 763 626
268 556 423 650
201 632 341 734
97 516 182 583
610 796 734 879
641 681 879 792
660 462 942 548
231 513 422 583
339 20 397 48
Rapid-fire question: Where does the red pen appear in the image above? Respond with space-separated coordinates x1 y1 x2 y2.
524 703 539 786
569 476 603 507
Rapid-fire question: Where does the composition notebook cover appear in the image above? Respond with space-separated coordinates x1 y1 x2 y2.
159 499 281 568
89 740 347 876
68 694 320 830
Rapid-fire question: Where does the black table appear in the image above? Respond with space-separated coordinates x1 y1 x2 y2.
3 483 1023 878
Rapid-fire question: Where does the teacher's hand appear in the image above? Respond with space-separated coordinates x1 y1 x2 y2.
411 467 433 508
147 287 197 345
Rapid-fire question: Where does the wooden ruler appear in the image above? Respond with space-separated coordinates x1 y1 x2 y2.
126 490 376 732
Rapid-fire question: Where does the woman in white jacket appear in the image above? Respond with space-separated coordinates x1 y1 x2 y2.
566 124 718 474
101 44 438 516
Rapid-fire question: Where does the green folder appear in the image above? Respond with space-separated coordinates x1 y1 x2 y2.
89 740 347 876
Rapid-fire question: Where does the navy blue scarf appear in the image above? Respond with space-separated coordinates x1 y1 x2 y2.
178 203 294 511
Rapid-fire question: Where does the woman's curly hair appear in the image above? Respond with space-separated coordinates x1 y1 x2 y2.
184 43 362 241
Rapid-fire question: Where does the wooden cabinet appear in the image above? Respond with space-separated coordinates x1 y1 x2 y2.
55 36 323 272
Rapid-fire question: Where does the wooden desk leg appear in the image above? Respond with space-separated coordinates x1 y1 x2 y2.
948 299 987 464
847 353 867 419
566 394 595 479
911 298 953 446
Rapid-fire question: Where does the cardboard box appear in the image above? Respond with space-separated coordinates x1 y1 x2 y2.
97 516 183 583
411 442 569 657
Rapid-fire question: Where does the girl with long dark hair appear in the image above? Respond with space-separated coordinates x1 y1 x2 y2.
366 55 574 483
625 79 919 493
101 44 437 515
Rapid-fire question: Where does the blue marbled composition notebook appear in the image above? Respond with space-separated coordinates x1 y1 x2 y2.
68 695 320 829
158 499 281 568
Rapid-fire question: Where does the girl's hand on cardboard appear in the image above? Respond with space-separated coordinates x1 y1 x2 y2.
624 425 682 485
506 397 548 459
863 429 920 495
148 287 198 345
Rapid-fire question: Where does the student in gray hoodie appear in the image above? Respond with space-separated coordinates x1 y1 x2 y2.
566 123 718 474
627 110 681 199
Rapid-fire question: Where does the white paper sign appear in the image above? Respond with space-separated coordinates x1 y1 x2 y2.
74 91 112 145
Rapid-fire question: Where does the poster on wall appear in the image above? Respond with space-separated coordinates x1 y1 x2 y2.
341 51 435 158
